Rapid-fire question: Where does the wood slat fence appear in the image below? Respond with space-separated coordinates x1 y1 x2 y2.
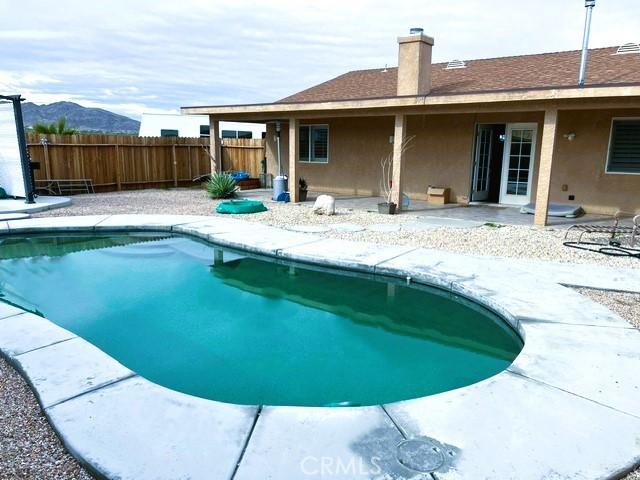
26 133 265 193
221 138 265 178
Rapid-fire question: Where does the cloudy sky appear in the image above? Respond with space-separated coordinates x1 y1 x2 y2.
0 0 638 120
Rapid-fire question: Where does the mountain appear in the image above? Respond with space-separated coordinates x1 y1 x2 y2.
22 101 140 134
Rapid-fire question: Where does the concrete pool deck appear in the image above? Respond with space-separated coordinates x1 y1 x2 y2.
0 195 71 214
0 214 639 479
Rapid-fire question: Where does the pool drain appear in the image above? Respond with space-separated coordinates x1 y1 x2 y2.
396 437 445 473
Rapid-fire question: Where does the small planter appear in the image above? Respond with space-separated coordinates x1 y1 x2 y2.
299 189 308 202
378 202 396 214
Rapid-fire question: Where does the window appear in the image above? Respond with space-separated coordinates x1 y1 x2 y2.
220 130 253 139
221 130 237 139
299 125 328 163
199 125 210 137
160 129 178 137
607 119 640 174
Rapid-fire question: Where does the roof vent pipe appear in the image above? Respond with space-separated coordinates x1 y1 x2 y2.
578 0 596 87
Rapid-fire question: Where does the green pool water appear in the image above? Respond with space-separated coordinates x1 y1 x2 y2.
0 233 522 407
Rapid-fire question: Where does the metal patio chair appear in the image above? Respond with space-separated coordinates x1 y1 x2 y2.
563 212 640 258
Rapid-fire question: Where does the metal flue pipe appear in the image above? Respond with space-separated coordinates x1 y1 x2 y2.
275 121 282 177
578 0 596 87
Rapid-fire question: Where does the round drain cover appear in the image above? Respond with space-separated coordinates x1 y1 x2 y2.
396 438 445 472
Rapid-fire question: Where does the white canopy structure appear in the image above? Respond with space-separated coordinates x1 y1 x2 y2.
0 95 34 203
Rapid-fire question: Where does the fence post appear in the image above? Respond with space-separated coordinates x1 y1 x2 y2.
40 136 51 179
114 143 122 191
172 144 178 187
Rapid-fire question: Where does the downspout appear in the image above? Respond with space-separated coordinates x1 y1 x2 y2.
578 0 596 87
275 121 282 177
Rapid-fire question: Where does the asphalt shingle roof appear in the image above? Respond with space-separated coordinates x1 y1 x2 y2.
278 47 640 103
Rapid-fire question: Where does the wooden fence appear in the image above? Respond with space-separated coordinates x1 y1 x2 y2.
221 138 265 178
26 134 265 193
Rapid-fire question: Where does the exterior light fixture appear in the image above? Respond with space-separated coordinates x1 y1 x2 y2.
563 132 577 141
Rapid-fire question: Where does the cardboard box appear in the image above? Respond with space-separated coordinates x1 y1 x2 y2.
427 186 450 204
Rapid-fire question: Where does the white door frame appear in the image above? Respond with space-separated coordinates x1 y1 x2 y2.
499 123 537 205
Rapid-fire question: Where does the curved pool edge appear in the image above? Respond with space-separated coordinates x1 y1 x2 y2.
1 214 640 480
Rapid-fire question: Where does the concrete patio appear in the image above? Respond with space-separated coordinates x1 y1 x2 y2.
240 189 616 227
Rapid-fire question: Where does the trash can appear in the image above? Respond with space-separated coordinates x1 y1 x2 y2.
272 175 287 201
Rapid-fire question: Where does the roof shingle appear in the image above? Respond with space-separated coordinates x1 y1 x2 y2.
278 47 640 103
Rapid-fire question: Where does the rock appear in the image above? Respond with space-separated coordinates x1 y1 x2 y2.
312 195 335 216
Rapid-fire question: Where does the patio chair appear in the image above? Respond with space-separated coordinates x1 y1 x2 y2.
563 212 640 258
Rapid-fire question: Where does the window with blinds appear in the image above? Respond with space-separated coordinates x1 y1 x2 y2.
299 125 329 163
607 119 640 174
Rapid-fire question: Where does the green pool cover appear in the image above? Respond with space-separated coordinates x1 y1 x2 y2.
216 199 267 214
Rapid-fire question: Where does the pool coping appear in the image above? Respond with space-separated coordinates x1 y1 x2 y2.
0 214 639 480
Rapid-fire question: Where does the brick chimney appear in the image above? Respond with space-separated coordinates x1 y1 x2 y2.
397 28 434 96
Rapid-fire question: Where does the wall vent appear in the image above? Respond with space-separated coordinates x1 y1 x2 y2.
614 43 640 55
445 59 466 69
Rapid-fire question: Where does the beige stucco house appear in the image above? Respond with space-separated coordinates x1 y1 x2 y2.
182 30 640 225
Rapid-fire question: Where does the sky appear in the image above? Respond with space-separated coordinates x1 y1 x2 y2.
0 0 638 120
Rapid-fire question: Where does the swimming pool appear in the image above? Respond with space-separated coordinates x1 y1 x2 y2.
0 233 522 407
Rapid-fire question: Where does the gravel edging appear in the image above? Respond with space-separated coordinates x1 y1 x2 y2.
0 356 92 479
574 288 640 329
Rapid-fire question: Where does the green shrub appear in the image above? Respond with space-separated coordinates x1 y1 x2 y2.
206 173 238 199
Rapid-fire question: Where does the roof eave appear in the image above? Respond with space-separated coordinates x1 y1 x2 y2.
181 84 640 117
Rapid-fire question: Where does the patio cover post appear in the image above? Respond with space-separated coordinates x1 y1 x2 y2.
289 118 299 202
209 116 221 173
534 108 559 226
391 114 406 210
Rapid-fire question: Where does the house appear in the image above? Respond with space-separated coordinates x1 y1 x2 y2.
138 113 265 139
181 30 640 225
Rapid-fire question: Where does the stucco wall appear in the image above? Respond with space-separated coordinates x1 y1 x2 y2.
551 109 640 214
264 109 640 214
266 117 395 196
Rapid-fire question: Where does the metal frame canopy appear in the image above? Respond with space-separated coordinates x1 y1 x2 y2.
0 94 35 203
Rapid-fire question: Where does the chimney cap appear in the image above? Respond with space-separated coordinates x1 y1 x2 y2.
398 30 434 46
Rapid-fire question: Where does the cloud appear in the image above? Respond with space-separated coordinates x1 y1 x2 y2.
1 0 638 120
0 30 71 40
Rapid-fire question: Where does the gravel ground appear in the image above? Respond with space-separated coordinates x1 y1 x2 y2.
34 189 640 269
2 188 636 478
0 357 92 479
574 288 640 329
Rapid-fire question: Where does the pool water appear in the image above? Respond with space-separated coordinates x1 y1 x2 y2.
0 233 522 406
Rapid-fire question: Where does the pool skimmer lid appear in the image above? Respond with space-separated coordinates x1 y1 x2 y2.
396 437 445 473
